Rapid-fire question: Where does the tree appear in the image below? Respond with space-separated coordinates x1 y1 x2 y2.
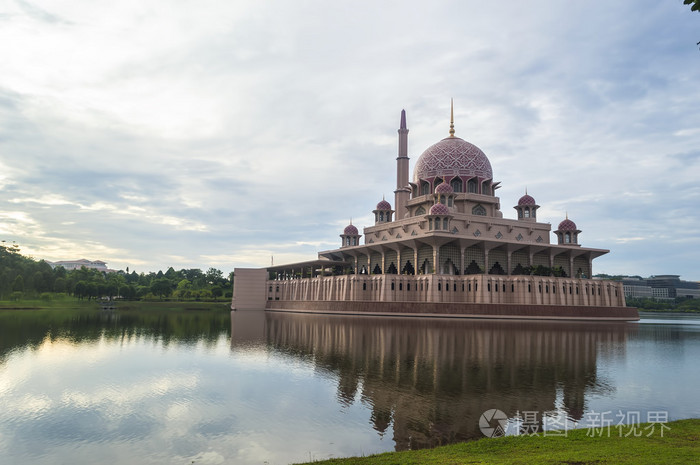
12 275 24 292
685 0 700 12
150 278 172 299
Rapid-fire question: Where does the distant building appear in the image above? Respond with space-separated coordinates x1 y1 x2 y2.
49 259 112 272
622 275 700 300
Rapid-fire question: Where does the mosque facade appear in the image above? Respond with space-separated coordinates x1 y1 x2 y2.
233 105 637 320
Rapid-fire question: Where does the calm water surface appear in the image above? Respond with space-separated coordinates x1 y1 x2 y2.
1 308 699 464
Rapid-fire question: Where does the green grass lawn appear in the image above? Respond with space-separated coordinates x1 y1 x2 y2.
298 419 699 465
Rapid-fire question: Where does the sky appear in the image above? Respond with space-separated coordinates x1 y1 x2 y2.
1 1 699 280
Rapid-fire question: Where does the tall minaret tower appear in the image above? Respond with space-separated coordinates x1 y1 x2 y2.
394 109 410 219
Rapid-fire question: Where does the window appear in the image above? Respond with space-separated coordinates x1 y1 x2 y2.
472 205 486 216
421 181 430 195
448 197 453 207
468 179 477 193
416 206 426 215
524 209 530 218
443 218 448 230
482 183 490 195
488 283 491 291
391 282 395 290
518 209 523 218
451 178 463 192
379 212 384 222
429 218 433 230
438 283 442 291
399 282 403 291
407 283 411 291
565 232 571 243
363 283 366 291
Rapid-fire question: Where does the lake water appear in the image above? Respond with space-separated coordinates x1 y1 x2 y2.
1 308 699 464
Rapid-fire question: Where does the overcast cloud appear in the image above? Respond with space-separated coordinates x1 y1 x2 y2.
1 1 699 280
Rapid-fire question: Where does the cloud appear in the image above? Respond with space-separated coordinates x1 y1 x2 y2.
0 1 699 279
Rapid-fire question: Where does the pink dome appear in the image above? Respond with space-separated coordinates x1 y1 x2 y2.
518 194 536 206
375 199 392 210
429 203 451 215
435 182 454 195
558 218 578 231
343 224 358 235
413 137 493 183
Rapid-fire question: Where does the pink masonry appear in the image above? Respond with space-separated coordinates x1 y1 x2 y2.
233 103 638 321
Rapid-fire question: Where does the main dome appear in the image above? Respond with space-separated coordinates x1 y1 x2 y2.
413 137 493 183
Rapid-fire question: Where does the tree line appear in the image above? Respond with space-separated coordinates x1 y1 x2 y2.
0 241 233 301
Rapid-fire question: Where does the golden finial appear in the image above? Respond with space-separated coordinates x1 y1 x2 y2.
566 211 569 220
449 98 455 137
525 186 528 195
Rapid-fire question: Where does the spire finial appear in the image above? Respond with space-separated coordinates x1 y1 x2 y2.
400 109 407 130
566 211 569 220
350 217 353 225
525 186 528 195
449 98 455 137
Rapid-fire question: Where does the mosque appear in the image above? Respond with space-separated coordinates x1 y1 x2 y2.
233 104 638 320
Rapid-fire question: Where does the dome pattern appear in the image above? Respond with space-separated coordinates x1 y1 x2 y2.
558 218 578 231
413 137 493 183
435 182 454 195
343 224 358 235
429 203 451 215
375 199 392 210
518 194 536 206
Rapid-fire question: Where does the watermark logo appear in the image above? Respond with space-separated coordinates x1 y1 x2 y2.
479 409 508 438
478 409 671 438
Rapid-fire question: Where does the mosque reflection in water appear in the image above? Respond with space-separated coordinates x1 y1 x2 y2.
230 311 633 451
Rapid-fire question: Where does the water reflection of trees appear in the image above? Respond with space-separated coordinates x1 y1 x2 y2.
0 309 231 361
261 313 633 450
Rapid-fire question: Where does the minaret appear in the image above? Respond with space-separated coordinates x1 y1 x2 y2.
394 109 410 219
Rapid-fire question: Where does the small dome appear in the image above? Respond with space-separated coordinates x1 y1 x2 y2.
435 182 454 195
375 199 392 210
343 224 358 235
518 194 536 206
558 218 577 231
429 203 451 215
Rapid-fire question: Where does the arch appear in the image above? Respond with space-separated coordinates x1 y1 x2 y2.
434 177 443 188
482 181 491 195
402 260 415 275
420 181 430 196
373 264 382 274
467 179 478 193
524 208 530 218
415 206 426 215
565 232 571 243
450 177 463 193
386 262 398 274
472 204 487 216
489 261 506 275
465 260 482 275
443 218 448 230
442 259 457 275
512 263 527 275
420 259 430 274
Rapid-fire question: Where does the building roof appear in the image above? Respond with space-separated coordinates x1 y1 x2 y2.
518 194 536 206
413 137 493 183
